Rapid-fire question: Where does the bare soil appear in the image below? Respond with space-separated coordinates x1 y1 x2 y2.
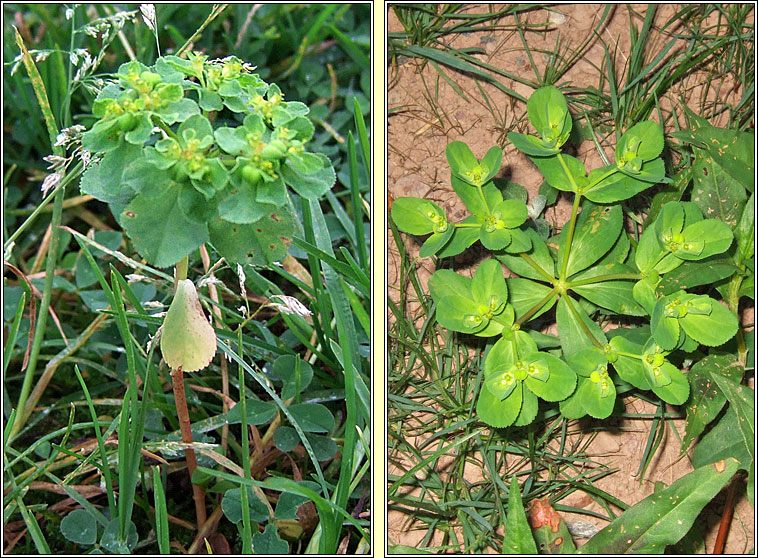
387 4 754 553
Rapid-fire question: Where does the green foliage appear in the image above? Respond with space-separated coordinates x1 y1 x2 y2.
159 279 217 371
79 55 333 268
222 486 270 524
388 6 753 553
100 517 138 553
253 523 290 554
502 476 538 554
60 509 98 546
394 86 748 430
393 87 752 551
578 459 740 554
4 4 369 555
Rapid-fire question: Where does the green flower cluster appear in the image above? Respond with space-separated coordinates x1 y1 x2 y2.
80 55 335 268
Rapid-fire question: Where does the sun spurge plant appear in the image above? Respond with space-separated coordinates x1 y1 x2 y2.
80 53 334 268
392 86 744 428
75 52 338 533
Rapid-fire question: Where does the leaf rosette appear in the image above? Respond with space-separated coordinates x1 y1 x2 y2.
651 290 738 349
560 347 617 419
478 333 577 428
445 141 502 187
429 260 513 337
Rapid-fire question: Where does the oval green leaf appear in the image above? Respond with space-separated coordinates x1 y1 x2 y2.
476 380 522 428
160 279 217 372
524 353 576 401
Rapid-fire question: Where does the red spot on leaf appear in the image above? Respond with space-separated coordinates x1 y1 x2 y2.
529 498 561 533
269 244 274 249
280 236 287 240
232 227 237 232
270 213 280 222
257 228 262 233
125 211 136 218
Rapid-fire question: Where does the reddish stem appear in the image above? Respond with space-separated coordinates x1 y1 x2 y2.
712 475 738 554
171 367 207 529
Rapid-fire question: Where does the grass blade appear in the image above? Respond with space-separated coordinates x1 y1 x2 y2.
152 466 170 554
401 44 526 101
13 27 61 151
353 97 371 179
347 129 370 271
74 365 117 517
9 28 67 439
303 198 360 552
15 496 51 553
3 291 27 374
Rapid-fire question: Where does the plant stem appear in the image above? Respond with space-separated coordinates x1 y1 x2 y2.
584 166 620 192
712 474 739 553
568 273 641 287
476 183 491 214
518 252 555 282
236 327 253 553
169 254 204 528
199 245 229 451
175 4 229 57
187 503 225 554
726 273 747 366
9 28 71 438
559 192 583 280
153 117 180 141
170 367 207 529
175 256 189 283
3 163 81 250
10 183 65 439
515 287 559 327
562 294 604 349
556 153 581 192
